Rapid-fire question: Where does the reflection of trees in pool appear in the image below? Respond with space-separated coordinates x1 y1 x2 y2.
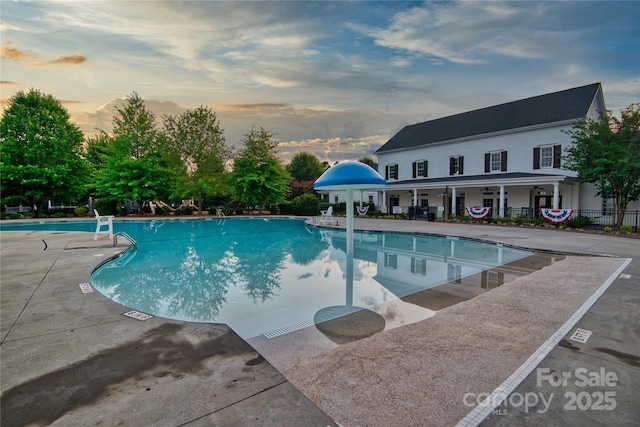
94 218 328 320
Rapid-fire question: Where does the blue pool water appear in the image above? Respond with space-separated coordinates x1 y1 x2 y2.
1 218 532 338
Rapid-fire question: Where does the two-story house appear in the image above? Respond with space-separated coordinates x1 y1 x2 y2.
370 82 635 219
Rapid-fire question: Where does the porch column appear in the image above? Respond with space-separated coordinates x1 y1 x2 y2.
553 183 560 209
451 187 457 216
499 185 505 217
382 190 387 213
413 189 418 208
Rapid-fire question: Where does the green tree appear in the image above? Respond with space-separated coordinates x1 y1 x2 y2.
359 156 377 168
231 127 290 210
564 103 640 226
287 152 326 181
286 152 325 199
0 89 88 212
95 92 170 212
163 106 230 214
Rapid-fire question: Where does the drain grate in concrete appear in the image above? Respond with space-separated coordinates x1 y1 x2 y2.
124 310 153 321
263 319 315 338
79 283 93 293
570 328 593 343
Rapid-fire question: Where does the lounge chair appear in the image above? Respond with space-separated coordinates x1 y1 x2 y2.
94 209 115 240
319 206 333 225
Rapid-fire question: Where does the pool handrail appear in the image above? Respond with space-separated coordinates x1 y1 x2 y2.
113 231 137 250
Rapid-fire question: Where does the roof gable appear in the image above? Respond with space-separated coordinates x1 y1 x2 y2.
377 83 602 153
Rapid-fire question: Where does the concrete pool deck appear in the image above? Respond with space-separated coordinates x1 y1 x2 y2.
1 218 638 426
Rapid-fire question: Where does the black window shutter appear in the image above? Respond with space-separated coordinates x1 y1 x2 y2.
459 156 464 174
533 147 540 169
412 162 417 178
385 165 389 179
393 164 398 179
449 158 455 175
423 160 428 177
484 153 490 173
501 151 507 172
553 145 561 168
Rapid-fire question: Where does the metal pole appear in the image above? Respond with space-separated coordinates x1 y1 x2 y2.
346 187 354 256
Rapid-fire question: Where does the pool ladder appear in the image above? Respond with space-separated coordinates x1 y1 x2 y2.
113 231 138 250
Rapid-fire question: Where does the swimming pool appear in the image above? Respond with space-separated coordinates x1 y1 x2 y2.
1 217 533 339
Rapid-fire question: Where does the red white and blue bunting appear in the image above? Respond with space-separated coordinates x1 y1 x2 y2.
357 205 369 216
466 206 491 220
540 208 574 225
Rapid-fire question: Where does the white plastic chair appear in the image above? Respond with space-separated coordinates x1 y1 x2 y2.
94 209 115 240
319 206 333 225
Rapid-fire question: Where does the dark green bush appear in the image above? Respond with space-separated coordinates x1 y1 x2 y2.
279 201 293 215
175 206 193 216
94 198 118 216
291 194 320 216
53 212 66 218
565 215 593 228
74 207 87 217
9 213 20 219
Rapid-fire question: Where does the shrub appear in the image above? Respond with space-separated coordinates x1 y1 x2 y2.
9 213 20 219
175 206 193 216
23 212 35 219
0 212 6 220
530 217 546 226
235 207 244 215
565 215 593 228
620 224 632 234
604 226 612 233
279 201 293 215
74 207 87 217
53 212 66 218
291 194 320 216
94 198 117 216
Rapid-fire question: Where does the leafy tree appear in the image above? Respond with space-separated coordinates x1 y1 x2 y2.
286 152 325 199
287 152 326 181
0 89 88 212
163 106 230 214
95 92 170 211
231 127 290 210
359 156 377 168
564 103 640 226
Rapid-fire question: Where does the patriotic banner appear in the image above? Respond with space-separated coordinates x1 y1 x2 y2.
540 208 574 224
357 205 369 216
466 206 491 220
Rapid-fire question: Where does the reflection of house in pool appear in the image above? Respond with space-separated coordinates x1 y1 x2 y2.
324 229 563 311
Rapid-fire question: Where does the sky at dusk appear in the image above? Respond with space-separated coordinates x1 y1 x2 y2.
1 0 639 163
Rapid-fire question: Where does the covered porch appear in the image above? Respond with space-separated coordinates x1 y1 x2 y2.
377 173 579 219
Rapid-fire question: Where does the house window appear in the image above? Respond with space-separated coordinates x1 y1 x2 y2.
449 156 464 175
386 164 398 180
411 258 427 276
384 253 397 270
534 145 561 169
412 160 428 178
334 195 339 204
368 195 374 204
484 151 507 173
540 146 553 167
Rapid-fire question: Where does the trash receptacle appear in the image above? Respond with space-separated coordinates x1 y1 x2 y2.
427 212 436 222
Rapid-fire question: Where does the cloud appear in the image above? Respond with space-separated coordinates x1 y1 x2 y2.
1 40 36 61
48 53 87 65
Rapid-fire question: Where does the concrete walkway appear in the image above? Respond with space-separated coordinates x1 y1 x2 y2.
1 218 638 426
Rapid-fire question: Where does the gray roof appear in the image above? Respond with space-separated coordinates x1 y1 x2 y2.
377 83 601 153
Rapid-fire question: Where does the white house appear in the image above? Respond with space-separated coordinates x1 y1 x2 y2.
325 83 639 223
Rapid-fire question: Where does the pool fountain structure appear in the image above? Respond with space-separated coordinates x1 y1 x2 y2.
313 162 388 341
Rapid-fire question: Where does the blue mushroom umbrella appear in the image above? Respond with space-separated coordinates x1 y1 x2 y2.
314 161 386 256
